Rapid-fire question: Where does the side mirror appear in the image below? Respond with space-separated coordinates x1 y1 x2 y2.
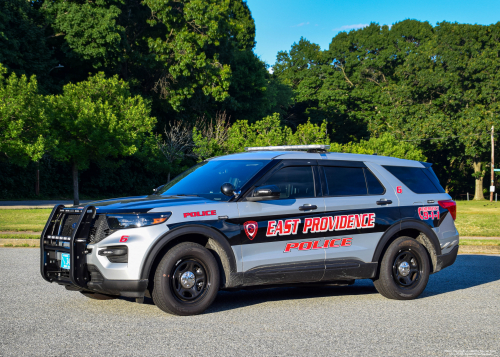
221 182 235 197
246 185 280 202
153 184 165 194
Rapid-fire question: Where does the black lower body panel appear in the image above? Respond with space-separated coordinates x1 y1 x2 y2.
434 245 459 273
243 259 378 287
322 260 377 282
83 265 148 297
244 260 324 286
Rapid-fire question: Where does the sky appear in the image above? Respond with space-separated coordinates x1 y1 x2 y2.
246 0 500 66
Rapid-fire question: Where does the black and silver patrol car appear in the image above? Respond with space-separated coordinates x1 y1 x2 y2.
40 145 459 315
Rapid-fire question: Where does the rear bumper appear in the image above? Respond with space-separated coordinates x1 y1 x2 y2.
434 245 459 273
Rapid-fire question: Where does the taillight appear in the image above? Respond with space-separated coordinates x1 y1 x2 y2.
438 200 456 220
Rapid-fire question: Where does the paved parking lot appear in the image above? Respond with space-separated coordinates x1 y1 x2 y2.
0 248 499 356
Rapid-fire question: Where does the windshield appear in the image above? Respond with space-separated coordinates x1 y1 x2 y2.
158 160 270 201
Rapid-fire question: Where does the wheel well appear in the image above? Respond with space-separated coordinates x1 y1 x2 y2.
376 228 438 275
145 233 229 297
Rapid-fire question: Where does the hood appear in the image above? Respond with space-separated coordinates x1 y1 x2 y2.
69 195 217 214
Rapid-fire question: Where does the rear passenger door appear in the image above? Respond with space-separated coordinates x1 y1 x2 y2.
318 161 400 281
380 164 457 252
237 160 326 285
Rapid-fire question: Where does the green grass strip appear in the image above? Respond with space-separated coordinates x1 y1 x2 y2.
0 234 40 239
460 239 500 246
0 208 51 232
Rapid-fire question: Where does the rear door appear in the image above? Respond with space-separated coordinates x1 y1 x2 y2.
380 163 458 253
318 160 400 281
237 160 326 285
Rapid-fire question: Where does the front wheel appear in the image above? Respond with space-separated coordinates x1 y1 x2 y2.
373 236 430 300
152 242 220 316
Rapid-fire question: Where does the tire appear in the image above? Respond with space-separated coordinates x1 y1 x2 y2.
79 291 117 300
152 242 220 316
373 236 430 300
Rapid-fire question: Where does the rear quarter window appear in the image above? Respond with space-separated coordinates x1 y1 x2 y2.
383 166 445 194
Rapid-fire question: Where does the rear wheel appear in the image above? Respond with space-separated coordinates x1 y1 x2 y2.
152 242 220 316
373 236 430 300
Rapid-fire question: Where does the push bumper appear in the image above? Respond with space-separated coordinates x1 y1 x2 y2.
434 245 459 273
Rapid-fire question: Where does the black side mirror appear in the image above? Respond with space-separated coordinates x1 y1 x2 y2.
246 185 280 202
153 184 165 194
221 182 235 197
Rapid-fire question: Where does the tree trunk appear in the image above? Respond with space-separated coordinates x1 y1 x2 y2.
473 160 485 201
72 161 80 206
167 172 171 183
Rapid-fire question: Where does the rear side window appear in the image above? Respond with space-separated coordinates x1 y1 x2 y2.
323 167 385 196
365 169 385 194
261 166 315 199
383 166 445 194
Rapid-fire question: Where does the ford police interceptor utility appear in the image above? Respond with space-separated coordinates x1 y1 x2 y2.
40 145 459 316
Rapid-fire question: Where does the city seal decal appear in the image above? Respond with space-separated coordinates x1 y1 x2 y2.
243 221 258 240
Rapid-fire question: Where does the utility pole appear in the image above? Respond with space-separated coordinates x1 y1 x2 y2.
491 126 495 202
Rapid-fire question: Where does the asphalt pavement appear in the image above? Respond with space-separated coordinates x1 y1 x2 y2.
0 249 499 356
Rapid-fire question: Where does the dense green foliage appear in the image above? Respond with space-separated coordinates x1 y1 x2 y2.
1 3 499 200
274 20 500 198
0 65 47 166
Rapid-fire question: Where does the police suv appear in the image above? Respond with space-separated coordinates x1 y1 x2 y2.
40 145 459 315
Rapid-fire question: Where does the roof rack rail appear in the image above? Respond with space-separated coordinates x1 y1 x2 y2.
244 145 330 153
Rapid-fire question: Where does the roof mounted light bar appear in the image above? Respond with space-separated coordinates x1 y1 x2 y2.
244 145 330 153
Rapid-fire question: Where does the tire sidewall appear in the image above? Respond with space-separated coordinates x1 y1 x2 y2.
155 243 220 315
381 237 430 299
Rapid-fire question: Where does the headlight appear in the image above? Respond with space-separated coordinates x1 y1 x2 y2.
106 212 172 230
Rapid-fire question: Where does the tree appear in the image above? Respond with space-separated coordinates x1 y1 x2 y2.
158 120 195 182
42 0 261 115
0 64 48 166
0 0 55 88
330 133 426 161
47 73 156 204
193 113 331 160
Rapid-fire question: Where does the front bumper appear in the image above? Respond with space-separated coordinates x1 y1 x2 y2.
86 265 148 297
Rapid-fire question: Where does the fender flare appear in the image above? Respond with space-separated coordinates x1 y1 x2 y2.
371 219 442 263
139 225 239 287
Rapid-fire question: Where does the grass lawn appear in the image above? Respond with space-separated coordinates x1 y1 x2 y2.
0 209 51 232
460 239 500 246
0 201 499 237
454 201 500 237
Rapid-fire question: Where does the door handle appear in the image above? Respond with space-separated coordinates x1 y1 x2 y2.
376 199 392 205
299 204 317 211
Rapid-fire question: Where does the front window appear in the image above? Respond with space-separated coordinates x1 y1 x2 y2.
260 166 315 199
158 160 270 201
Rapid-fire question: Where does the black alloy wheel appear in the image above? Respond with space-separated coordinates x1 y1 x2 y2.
392 250 422 288
171 258 208 302
152 242 220 316
373 236 430 300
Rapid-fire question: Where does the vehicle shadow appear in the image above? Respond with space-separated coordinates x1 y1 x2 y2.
421 254 500 297
206 254 500 313
118 254 500 312
206 283 378 314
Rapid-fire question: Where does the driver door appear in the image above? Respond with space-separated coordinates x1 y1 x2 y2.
237 160 326 286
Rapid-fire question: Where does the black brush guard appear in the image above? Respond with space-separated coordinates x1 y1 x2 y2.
40 205 96 288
